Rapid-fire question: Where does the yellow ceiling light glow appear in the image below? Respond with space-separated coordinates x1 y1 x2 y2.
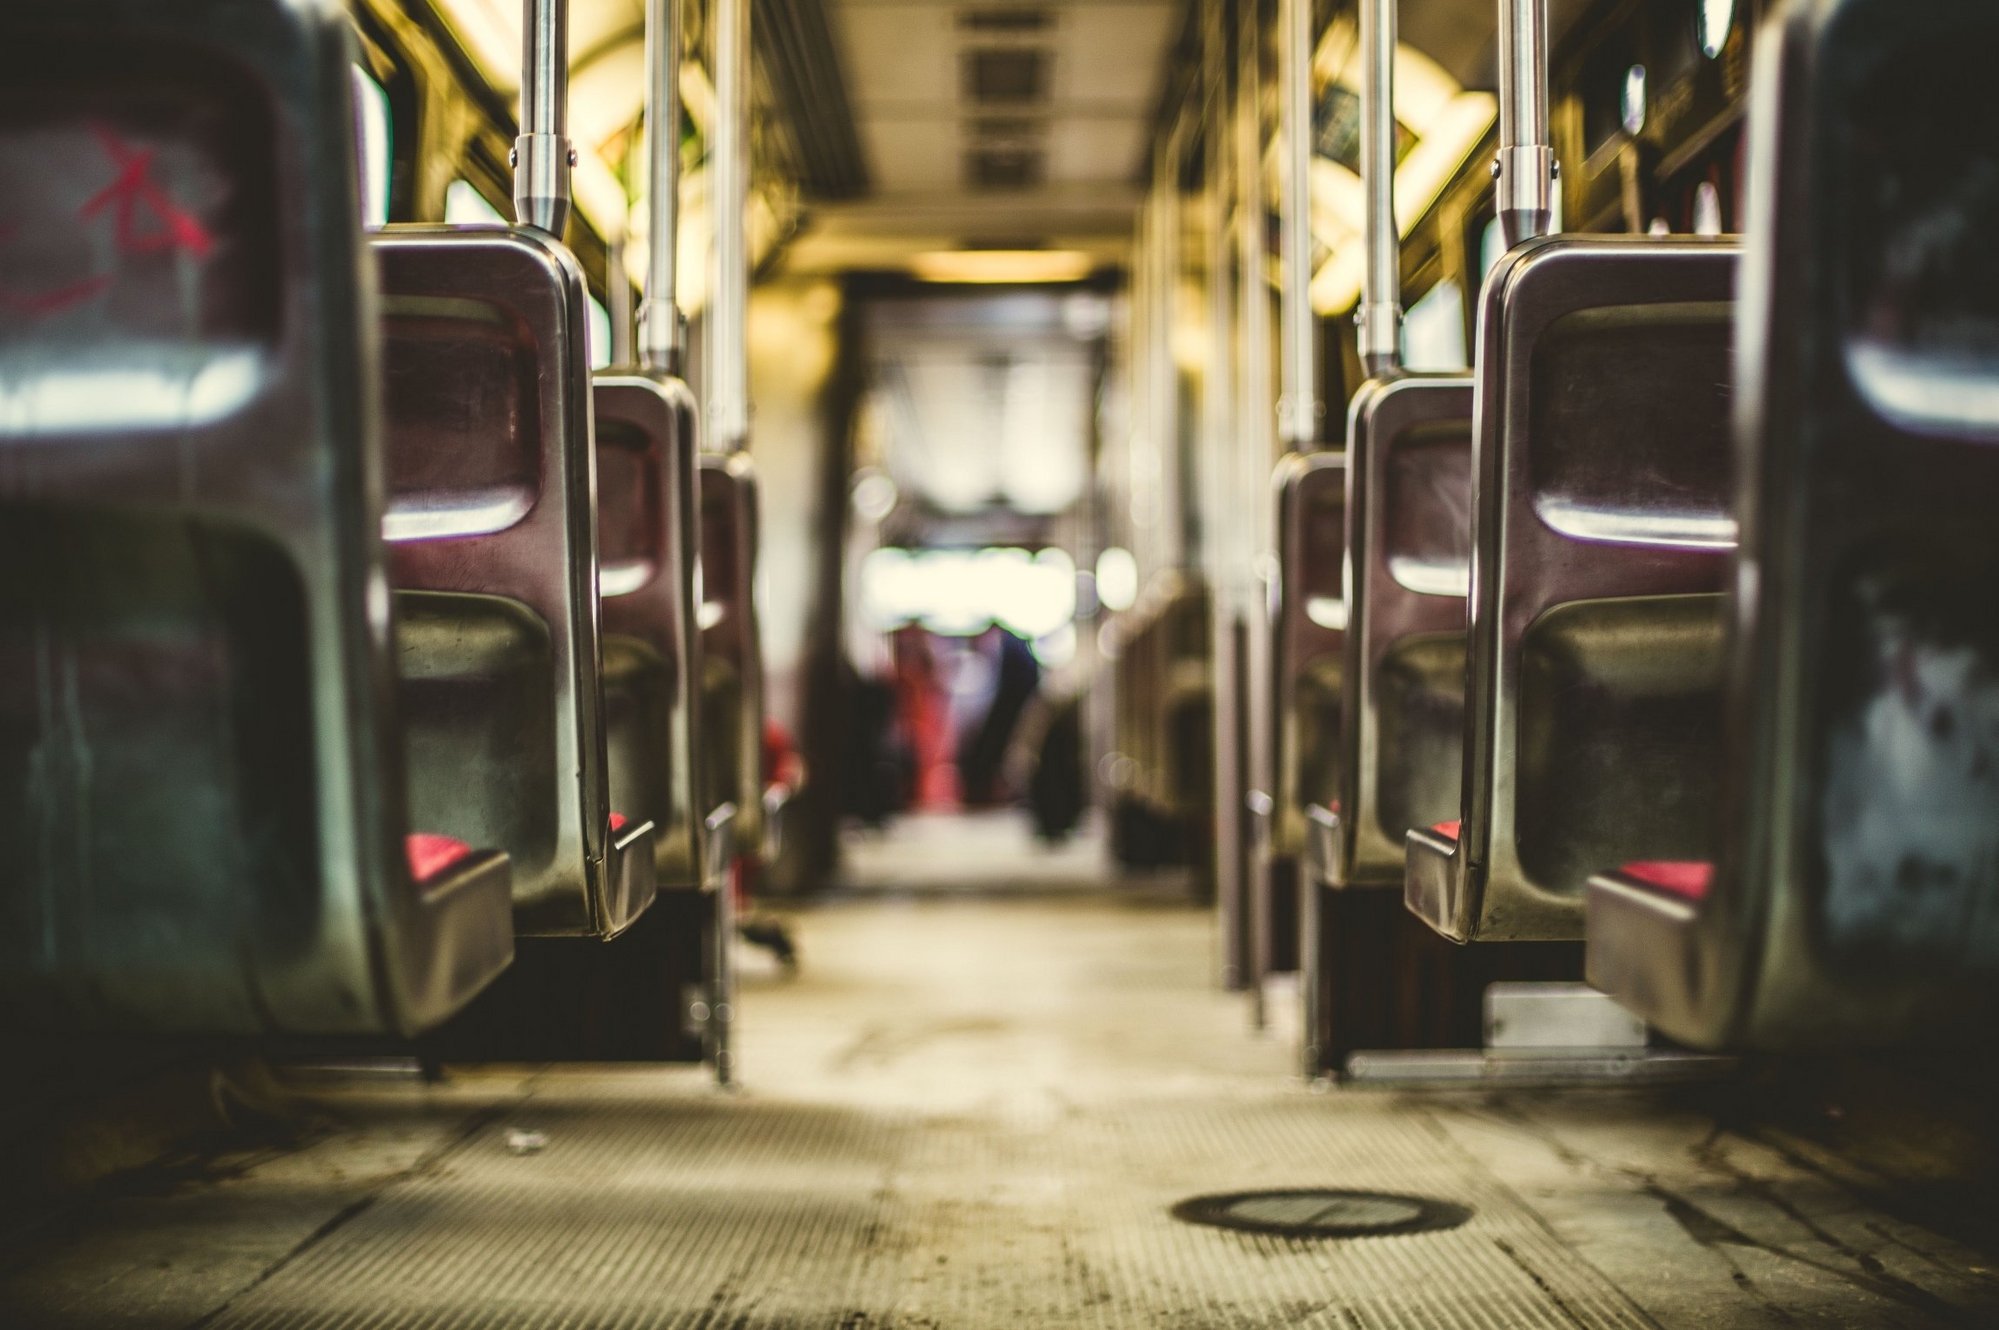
435 0 519 92
909 250 1096 285
1298 18 1498 315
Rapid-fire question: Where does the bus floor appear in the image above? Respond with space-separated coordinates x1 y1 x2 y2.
4 812 1998 1329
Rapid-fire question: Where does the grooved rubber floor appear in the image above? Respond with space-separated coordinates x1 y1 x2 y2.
6 815 1997 1327
206 1086 1650 1330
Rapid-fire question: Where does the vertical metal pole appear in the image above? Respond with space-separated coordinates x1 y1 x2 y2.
1129 204 1152 578
1202 0 1239 991
639 0 685 375
1235 0 1271 1021
1154 138 1182 568
514 0 573 237
710 0 751 452
608 232 635 366
1278 0 1321 442
1356 0 1402 376
704 805 738 1088
1267 0 1319 1058
1496 0 1555 248
1202 0 1231 579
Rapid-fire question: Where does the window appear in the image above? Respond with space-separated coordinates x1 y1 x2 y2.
445 179 508 226
352 65 392 228
1692 181 1724 236
588 295 613 370
1403 278 1469 371
1621 65 1648 137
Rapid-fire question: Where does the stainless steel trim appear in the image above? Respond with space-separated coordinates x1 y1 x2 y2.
704 801 739 1086
1496 0 1554 248
639 0 684 374
1234 0 1275 1002
1279 0 1321 440
1356 0 1401 374
515 0 574 237
708 0 750 451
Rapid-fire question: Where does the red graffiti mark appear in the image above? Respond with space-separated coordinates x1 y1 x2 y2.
79 124 214 260
0 124 215 317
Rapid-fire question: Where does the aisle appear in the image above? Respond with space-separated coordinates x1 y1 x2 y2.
3 814 1994 1327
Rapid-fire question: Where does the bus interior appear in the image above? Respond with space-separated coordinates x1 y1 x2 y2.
4 0 1999 1325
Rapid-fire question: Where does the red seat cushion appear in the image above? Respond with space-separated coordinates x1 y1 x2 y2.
1431 820 1461 840
1620 860 1713 901
406 833 473 881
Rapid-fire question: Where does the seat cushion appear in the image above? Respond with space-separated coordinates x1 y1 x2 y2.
1619 860 1713 901
406 833 473 882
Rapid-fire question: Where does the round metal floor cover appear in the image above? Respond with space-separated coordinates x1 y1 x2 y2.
1170 1189 1471 1240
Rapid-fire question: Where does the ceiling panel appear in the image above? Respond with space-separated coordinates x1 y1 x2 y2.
861 119 966 191
839 7 962 107
1045 6 1176 104
1043 120 1153 184
817 0 1180 269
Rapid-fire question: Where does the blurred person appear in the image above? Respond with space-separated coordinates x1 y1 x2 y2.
958 624 1040 807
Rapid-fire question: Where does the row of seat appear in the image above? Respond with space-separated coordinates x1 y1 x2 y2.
1277 0 1999 1051
0 0 764 1043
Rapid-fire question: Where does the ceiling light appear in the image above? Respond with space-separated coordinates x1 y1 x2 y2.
1698 0 1736 60
1301 20 1497 315
910 250 1094 284
1622 65 1648 136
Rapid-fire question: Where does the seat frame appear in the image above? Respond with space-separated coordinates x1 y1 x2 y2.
0 0 513 1034
1271 450 1348 861
594 371 704 889
1313 373 1474 891
1587 0 1999 1047
1406 237 1738 942
698 453 767 859
374 226 656 938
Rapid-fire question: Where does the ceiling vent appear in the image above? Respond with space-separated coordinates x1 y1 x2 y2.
966 146 1045 190
963 48 1049 105
957 7 1052 33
